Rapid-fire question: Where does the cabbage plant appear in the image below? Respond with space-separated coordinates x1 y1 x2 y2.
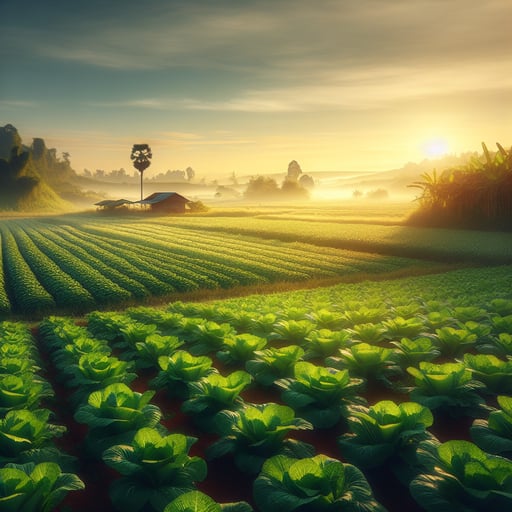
268 319 316 345
471 395 512 457
253 454 386 512
134 333 184 368
151 350 216 399
164 490 253 511
207 403 314 474
0 461 84 512
74 383 163 457
432 326 477 358
464 353 512 394
187 320 236 355
410 439 512 511
181 371 252 431
407 361 487 417
0 409 66 464
276 361 365 428
337 400 434 469
245 345 304 387
382 316 425 339
477 332 512 357
103 427 207 512
52 337 111 375
0 374 53 414
302 329 351 359
390 336 440 367
217 333 267 365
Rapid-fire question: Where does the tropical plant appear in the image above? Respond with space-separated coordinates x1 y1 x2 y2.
410 439 512 511
151 350 217 399
103 427 207 512
253 454 386 511
337 400 435 470
163 490 253 511
131 143 152 202
276 361 365 428
216 333 267 365
0 461 84 512
471 395 512 457
207 402 314 474
406 361 487 417
245 345 305 387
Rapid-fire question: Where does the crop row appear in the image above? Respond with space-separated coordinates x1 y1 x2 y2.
10 264 512 511
0 217 427 316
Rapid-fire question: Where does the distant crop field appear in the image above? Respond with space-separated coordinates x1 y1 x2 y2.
0 216 433 316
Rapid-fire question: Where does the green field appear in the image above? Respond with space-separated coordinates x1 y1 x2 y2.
1 205 512 511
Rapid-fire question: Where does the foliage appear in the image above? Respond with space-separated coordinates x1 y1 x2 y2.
103 427 207 512
253 454 386 511
208 403 314 473
463 353 512 394
217 333 267 365
164 490 253 512
337 400 434 469
410 439 512 511
0 461 84 512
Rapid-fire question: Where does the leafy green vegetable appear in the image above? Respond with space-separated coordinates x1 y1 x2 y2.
338 400 434 469
302 329 351 359
103 427 207 512
348 322 387 344
245 345 304 387
407 361 487 416
390 336 440 367
276 361 365 428
208 402 314 473
163 490 253 511
382 316 425 339
134 333 184 368
268 319 316 345
410 439 512 511
464 353 512 394
217 333 267 365
253 454 386 511
0 461 84 512
432 326 477 358
471 395 512 457
0 374 53 414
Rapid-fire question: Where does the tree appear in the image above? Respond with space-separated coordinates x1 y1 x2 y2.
244 176 280 200
185 166 195 181
130 144 152 202
287 160 302 181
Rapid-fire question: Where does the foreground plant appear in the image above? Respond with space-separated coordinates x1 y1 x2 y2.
0 461 84 512
463 353 512 394
276 361 365 428
103 427 207 512
208 403 314 474
406 361 487 417
216 333 267 365
74 383 163 457
471 395 512 457
410 439 512 511
253 454 386 511
338 400 434 470
390 336 440 367
164 490 253 511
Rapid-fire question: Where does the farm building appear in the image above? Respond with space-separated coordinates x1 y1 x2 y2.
94 199 133 211
136 192 191 213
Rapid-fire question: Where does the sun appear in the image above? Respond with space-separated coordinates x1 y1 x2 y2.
422 138 450 158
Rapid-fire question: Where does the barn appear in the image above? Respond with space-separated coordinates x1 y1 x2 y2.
137 192 190 213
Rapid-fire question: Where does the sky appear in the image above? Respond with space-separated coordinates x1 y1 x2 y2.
1 0 511 179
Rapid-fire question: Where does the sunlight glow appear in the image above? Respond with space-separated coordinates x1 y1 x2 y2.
422 138 450 158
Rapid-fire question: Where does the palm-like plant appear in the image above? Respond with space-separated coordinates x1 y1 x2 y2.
130 143 152 203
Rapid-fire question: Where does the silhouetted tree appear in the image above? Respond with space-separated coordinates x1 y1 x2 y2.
185 166 195 181
130 143 152 202
287 160 302 181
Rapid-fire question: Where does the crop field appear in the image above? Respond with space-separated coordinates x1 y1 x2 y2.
0 265 512 510
0 215 442 316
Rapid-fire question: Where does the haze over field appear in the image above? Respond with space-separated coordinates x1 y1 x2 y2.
1 0 511 179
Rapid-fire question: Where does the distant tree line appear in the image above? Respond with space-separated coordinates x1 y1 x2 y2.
244 160 314 200
407 142 512 231
84 166 196 183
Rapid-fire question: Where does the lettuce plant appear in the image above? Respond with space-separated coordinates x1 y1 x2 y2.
119 321 159 349
0 374 53 414
0 461 84 512
249 312 278 337
306 308 348 330
327 342 401 386
164 490 253 511
52 337 111 374
0 357 36 376
343 305 388 325
432 326 477 358
245 345 304 387
410 439 512 511
382 316 425 339
217 333 267 365
74 383 163 457
477 332 512 357
181 371 252 431
407 361 487 417
187 320 236 355
464 353 512 394
151 350 217 399
268 319 316 345
253 454 386 511
134 333 184 368
276 361 365 428
471 395 512 457
0 409 66 464
337 400 434 469
390 336 440 367
208 403 314 474
103 427 207 512
303 329 351 359
491 314 512 335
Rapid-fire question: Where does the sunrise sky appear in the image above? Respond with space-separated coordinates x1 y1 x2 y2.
1 0 511 178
